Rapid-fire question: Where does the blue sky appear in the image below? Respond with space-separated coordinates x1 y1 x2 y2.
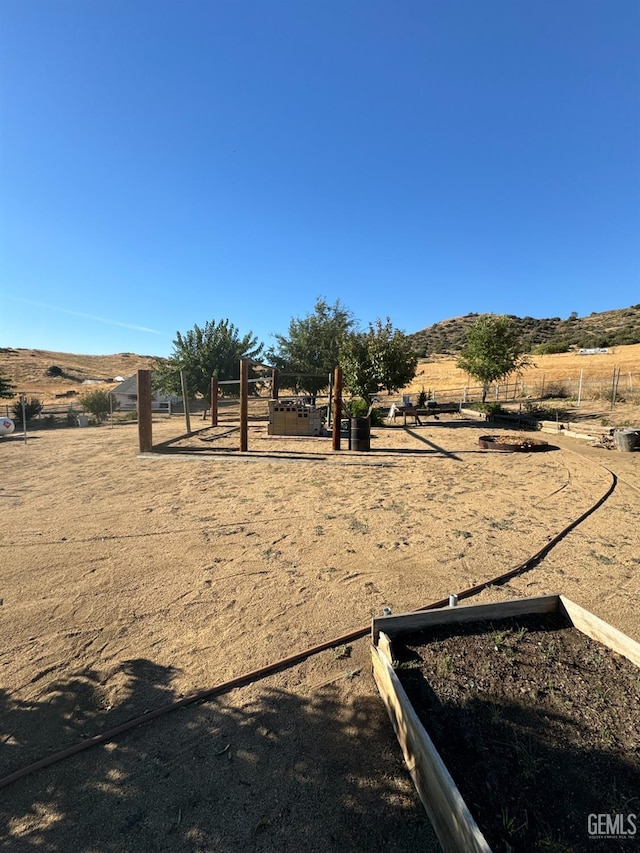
1 1 639 357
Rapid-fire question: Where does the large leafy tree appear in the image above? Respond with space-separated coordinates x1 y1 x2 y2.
341 318 418 405
155 320 264 401
456 314 530 402
268 298 355 396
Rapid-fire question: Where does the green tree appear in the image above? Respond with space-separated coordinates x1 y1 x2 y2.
154 319 263 401
80 389 117 423
456 315 530 402
268 298 355 396
341 318 418 405
0 373 15 399
11 397 43 427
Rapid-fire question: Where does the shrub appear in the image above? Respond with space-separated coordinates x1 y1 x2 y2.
532 341 570 355
344 397 383 425
464 401 506 417
523 402 570 421
11 397 43 427
47 365 63 376
0 373 15 399
79 390 117 423
541 380 572 399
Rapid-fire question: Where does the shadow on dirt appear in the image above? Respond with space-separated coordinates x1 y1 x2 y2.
0 660 438 852
395 614 640 853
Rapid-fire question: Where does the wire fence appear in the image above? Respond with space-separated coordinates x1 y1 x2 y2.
415 369 638 407
4 367 638 422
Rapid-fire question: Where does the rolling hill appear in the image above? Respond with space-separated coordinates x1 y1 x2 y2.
408 305 640 357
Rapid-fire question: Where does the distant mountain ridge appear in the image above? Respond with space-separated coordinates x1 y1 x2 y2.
408 305 640 357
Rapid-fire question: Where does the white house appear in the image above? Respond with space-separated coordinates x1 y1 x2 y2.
111 374 181 412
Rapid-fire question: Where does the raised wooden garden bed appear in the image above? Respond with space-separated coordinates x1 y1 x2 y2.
371 595 640 852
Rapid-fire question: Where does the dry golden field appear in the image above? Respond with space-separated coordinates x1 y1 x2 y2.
409 343 640 397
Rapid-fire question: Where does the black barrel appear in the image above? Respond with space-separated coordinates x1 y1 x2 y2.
350 416 371 452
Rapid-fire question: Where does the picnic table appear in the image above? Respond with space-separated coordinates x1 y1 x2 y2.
392 404 441 425
388 401 461 425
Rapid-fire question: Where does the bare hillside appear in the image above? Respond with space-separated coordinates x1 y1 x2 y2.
0 348 159 405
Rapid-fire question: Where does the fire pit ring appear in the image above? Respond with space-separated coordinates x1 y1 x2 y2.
479 434 549 453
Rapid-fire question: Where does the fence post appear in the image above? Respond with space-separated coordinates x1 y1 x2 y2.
577 369 583 407
20 394 27 444
137 370 153 452
211 376 218 426
611 367 620 411
180 370 191 435
240 359 249 452
271 368 279 400
332 367 342 451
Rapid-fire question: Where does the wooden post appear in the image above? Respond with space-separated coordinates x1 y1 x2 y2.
180 370 191 434
240 358 249 452
210 376 218 426
21 393 27 444
577 369 583 407
610 367 620 411
137 370 153 452
332 367 342 451
271 368 279 400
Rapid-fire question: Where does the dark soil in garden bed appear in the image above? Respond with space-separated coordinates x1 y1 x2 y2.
394 612 640 852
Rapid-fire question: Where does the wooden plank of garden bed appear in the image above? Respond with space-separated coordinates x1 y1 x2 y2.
372 594 560 644
372 594 639 852
560 596 640 667
371 641 492 853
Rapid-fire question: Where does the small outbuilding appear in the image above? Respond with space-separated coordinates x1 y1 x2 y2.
111 374 181 412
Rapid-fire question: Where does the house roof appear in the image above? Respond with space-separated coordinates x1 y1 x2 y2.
111 375 140 395
111 373 180 401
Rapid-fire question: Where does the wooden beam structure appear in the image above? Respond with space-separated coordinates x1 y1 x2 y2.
371 642 491 853
137 369 153 452
180 370 191 435
210 376 218 426
239 358 249 452
332 367 342 451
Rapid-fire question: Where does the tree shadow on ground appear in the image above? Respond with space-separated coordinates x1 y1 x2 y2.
1 659 438 852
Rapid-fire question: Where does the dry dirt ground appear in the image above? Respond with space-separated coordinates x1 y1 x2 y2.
1 414 638 852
